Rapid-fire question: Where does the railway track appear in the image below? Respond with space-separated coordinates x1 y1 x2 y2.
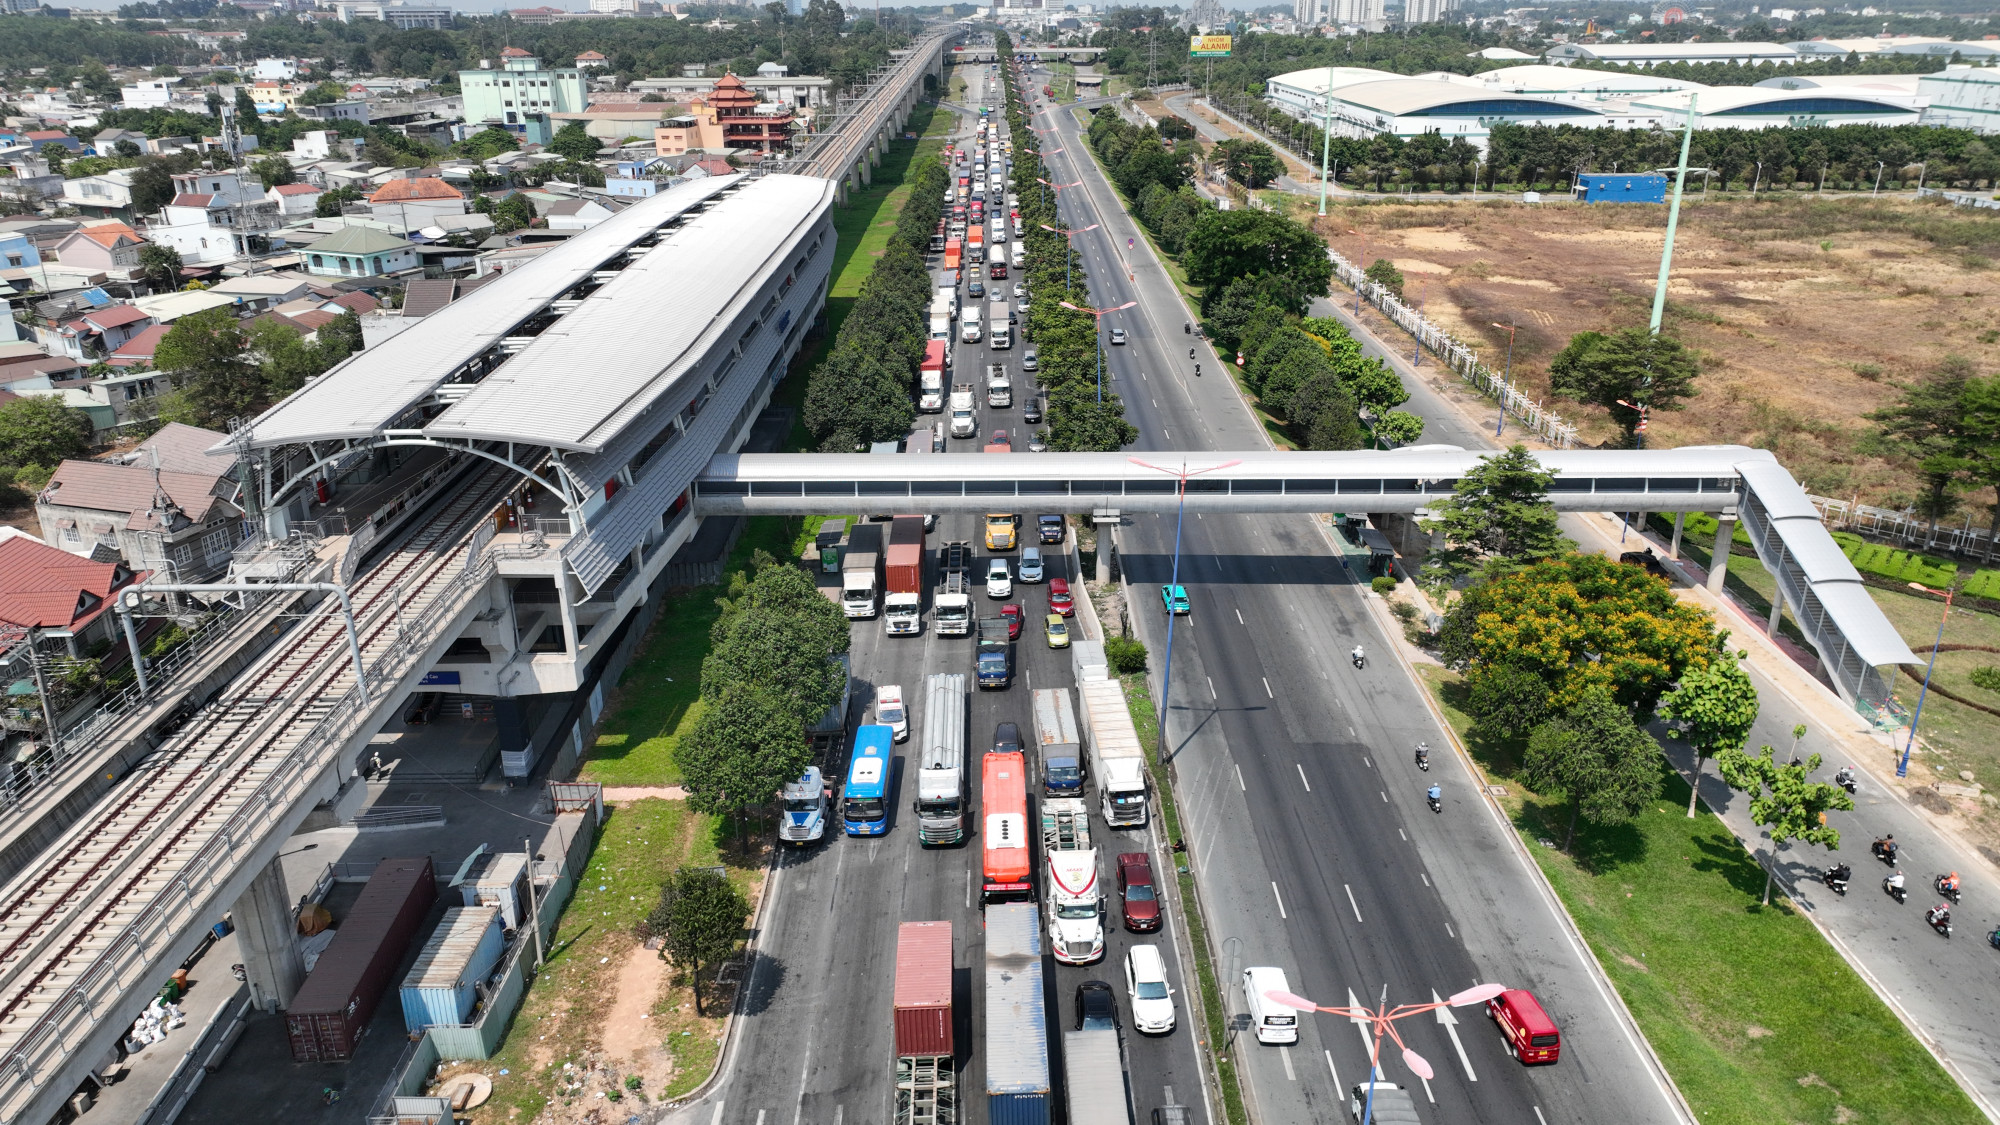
0 462 516 1086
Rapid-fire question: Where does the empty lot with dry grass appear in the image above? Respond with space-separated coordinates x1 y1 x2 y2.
1314 194 2000 508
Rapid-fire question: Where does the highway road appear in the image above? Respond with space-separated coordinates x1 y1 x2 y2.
1026 66 1692 1125
670 64 1214 1125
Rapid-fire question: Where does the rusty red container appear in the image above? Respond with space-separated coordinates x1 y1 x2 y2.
286 856 437 1062
893 920 953 1058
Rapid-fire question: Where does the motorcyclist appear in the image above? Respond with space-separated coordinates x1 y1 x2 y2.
1184 320 1191 333
1874 834 1898 860
1415 742 1429 765
1189 346 1196 359
1426 783 1442 805
1351 644 1365 667
1826 863 1851 884
1887 869 1906 892
1194 362 1200 376
1927 902 1952 926
1940 871 1961 895
1834 766 1855 786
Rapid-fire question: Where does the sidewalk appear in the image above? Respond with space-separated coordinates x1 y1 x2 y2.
1314 279 2000 1119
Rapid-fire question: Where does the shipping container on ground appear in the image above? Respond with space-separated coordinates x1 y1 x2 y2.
285 856 437 1062
399 906 507 1033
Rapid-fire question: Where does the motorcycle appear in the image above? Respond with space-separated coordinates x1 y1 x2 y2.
1834 767 1857 794
1194 363 1201 377
1935 874 1963 904
1427 793 1442 814
1184 321 1191 334
1884 874 1908 904
1871 838 1899 865
1927 906 1953 939
1415 744 1430 772
1821 867 1850 896
1351 653 1366 670
1989 926 2000 950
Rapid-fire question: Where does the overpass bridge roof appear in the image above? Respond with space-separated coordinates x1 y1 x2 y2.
230 173 747 452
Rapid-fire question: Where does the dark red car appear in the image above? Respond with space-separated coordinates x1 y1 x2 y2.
990 262 1008 280
1000 603 1023 639
1048 578 1074 617
1118 852 1161 931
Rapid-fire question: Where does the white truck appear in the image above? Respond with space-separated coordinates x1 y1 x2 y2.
988 300 1011 349
777 765 830 846
928 293 954 341
1010 242 1025 269
841 522 883 619
935 542 973 636
960 304 981 344
985 363 1012 408
1042 796 1104 964
948 383 977 439
1078 677 1149 827
935 284 959 315
916 672 968 845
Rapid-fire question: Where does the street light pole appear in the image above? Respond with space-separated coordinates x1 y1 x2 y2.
1266 983 1509 1125
1346 227 1367 318
1900 581 1955 778
1040 220 1096 295
1129 457 1239 766
1317 65 1335 216
1059 299 1135 403
1490 321 1517 437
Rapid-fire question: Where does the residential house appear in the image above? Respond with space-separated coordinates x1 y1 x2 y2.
297 100 370 124
59 168 143 220
0 533 145 653
303 224 417 277
205 273 312 310
37 423 243 582
129 289 238 323
254 57 300 81
91 127 149 153
268 182 323 216
542 196 617 230
575 50 608 69
78 369 169 427
51 222 146 275
21 131 80 154
148 176 282 266
289 129 346 161
0 232 41 271
107 323 169 369
250 81 299 115
120 79 177 110
367 176 466 234
507 7 565 23
629 70 831 109
34 303 155 361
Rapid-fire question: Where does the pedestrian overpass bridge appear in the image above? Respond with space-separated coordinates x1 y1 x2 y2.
695 446 1917 708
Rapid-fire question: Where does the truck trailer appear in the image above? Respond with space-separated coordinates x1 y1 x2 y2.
895 921 957 1125
920 339 948 412
1063 1029 1134 1125
1031 688 1083 797
1078 678 1148 827
989 300 1011 349
985 903 1050 1125
884 515 926 636
842 522 884 619
915 672 968 844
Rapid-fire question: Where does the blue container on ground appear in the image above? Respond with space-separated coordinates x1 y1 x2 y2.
985 902 1050 1125
1576 173 1668 204
399 906 506 1033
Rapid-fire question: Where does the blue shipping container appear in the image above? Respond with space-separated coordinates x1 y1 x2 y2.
1576 173 1667 204
985 902 1050 1125
399 906 506 1033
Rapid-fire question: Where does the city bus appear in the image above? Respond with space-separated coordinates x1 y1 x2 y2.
843 724 894 836
981 749 1032 903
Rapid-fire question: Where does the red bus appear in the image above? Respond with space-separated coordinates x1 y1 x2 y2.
981 751 1032 903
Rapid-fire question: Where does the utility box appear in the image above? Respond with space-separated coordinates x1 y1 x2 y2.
1575 173 1667 204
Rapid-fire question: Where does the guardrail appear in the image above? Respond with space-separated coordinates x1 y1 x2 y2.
0 541 501 1122
352 805 446 832
1917 186 2000 212
1327 247 1580 449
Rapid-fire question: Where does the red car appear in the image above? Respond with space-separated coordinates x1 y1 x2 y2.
1118 852 1161 931
1000 603 1023 639
1048 578 1074 617
990 262 1008 280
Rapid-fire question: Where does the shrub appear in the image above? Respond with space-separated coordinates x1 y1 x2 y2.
1971 666 2000 693
1371 575 1398 595
1105 634 1148 673
1961 569 2000 602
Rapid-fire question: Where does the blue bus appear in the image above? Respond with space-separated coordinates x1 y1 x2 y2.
842 724 894 836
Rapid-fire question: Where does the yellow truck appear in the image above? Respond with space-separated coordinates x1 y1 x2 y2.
984 513 1019 551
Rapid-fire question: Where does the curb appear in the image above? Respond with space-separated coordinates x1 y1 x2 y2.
656 843 783 1119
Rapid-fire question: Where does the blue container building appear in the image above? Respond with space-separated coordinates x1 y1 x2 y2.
1576 173 1668 203
399 906 506 1033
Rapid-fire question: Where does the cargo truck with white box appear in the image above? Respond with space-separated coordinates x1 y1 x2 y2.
1078 678 1148 827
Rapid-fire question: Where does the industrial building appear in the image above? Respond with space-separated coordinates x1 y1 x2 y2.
1544 41 1803 67
1919 66 2000 133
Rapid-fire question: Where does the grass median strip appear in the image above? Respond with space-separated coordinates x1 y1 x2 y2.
1417 664 1984 1125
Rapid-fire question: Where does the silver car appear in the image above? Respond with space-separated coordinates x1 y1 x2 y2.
1018 546 1044 583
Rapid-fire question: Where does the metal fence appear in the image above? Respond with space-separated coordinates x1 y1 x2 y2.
1810 496 2000 564
1326 248 1581 449
1917 186 2000 212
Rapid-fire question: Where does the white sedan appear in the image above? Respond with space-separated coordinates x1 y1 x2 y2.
1124 944 1176 1034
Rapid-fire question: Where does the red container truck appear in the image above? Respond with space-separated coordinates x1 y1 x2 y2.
884 515 926 636
285 856 438 1062
893 921 954 1057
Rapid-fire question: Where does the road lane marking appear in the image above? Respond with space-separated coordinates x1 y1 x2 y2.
1262 677 1273 698
1398 828 1407 841
1272 881 1288 919
1206 675 1216 698
1432 990 1478 1082
1347 990 1379 1078
1281 1045 1297 1081
834 1108 844 1125
1535 1109 1550 1125
1363 756 1371 768
1235 764 1245 791
1420 872 1430 887
709 1103 725 1125
966 867 972 909
1380 791 1387 803
1325 1050 1340 1089
1446 922 1456 939
1235 608 1245 625
1297 764 1311 791
1344 884 1363 922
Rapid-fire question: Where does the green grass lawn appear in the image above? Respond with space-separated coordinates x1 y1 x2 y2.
1418 665 1984 1125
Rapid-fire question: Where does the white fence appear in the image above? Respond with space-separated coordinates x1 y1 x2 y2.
1811 496 2000 565
1326 248 1580 449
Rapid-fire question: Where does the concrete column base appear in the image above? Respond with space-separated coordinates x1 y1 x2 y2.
233 855 303 1012
1669 512 1685 559
1705 513 1738 595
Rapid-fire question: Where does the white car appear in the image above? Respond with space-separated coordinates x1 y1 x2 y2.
1124 944 1176 1034
1110 327 1127 345
1013 284 1026 299
986 556 1013 599
875 684 908 743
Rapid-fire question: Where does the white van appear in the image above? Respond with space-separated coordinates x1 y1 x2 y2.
876 684 909 743
1242 967 1301 1044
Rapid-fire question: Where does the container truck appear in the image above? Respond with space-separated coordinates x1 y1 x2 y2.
968 227 985 263
936 284 960 315
842 522 884 619
778 765 831 845
929 296 954 344
805 652 852 757
936 543 973 636
985 903 1050 1125
920 341 948 406
977 617 1013 689
960 305 982 344
895 921 957 1125
1078 678 1148 827
1042 797 1104 964
885 515 926 636
989 300 1011 349
916 672 968 844
944 240 962 272
949 383 977 437
1031 688 1083 797
986 363 1012 408
1063 1029 1135 1125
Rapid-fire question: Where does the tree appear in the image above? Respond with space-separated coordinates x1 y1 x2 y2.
1547 328 1701 446
1662 655 1759 819
456 126 521 160
294 80 349 107
1183 209 1334 317
249 155 296 190
138 243 183 290
1373 410 1424 446
1714 743 1854 904
675 681 812 819
38 142 67 175
645 867 750 1015
1957 372 2000 544
1439 554 1725 716
701 561 851 726
233 86 259 127
154 306 260 427
1286 372 1365 451
1522 688 1661 851
1866 355 1979 535
0 396 92 470
1421 444 1570 582
1364 257 1404 300
547 121 602 163
1212 137 1282 187
493 194 535 233
1465 659 1552 743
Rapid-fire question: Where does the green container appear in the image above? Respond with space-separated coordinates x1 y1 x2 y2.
820 546 841 574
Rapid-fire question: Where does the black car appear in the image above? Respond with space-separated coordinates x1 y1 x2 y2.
992 721 1022 756
969 278 986 298
1022 397 1043 425
1038 514 1065 544
1075 980 1119 1031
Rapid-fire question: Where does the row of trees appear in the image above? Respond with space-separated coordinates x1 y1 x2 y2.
1000 40 1138 451
1866 354 2000 539
152 305 366 429
799 153 946 451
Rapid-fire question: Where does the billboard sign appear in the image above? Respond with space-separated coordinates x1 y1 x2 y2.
1189 34 1232 57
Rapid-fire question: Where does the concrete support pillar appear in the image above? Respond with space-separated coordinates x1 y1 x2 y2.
1705 511 1737 595
495 697 529 764
556 570 579 657
233 855 303 1012
1669 512 1685 559
1767 588 1785 636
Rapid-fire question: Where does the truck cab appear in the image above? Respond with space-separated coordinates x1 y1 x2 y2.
1043 798 1104 964
986 363 1012 408
976 617 1013 689
984 513 1019 551
949 384 977 438
777 766 830 846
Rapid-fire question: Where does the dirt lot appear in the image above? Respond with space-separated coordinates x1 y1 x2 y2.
1315 195 2000 508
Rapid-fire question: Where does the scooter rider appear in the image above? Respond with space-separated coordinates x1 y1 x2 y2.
1940 871 1961 896
1351 644 1366 668
1825 862 1851 888
1874 834 1898 861
1928 901 1952 927
1886 869 1907 900
1426 783 1442 810
1415 742 1430 768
